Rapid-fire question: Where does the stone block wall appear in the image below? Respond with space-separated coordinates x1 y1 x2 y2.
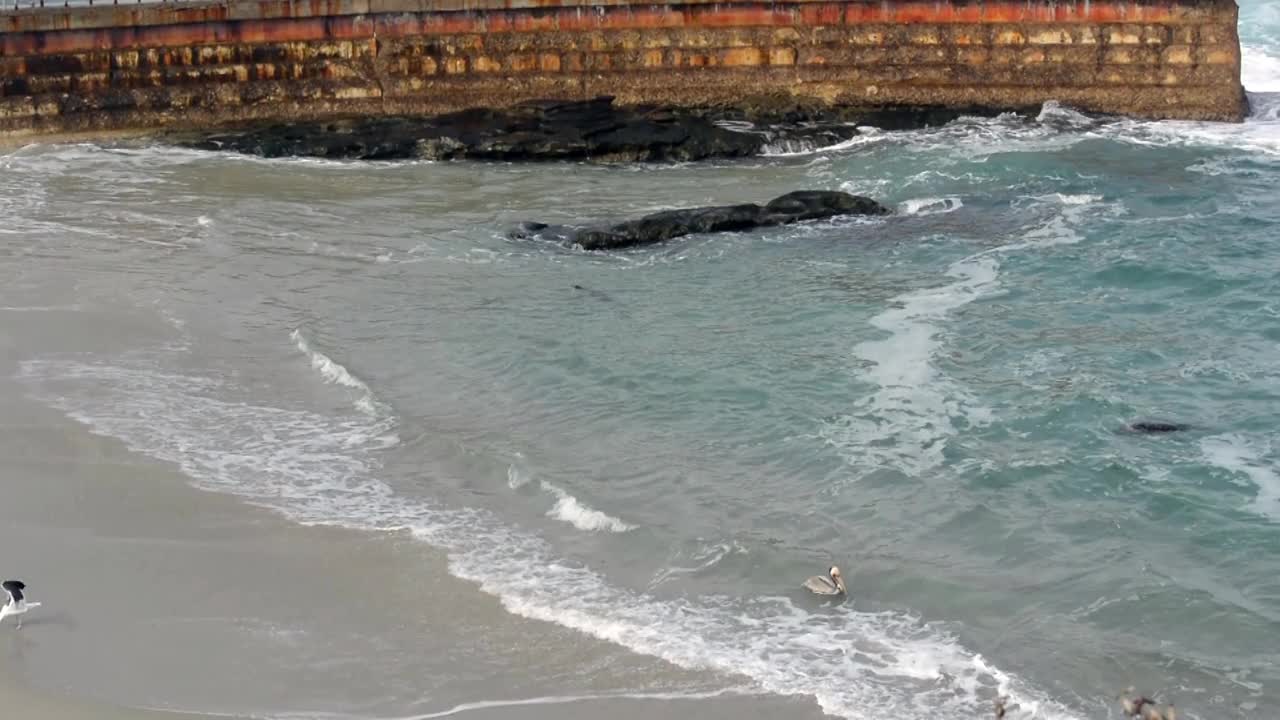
0 0 1248 141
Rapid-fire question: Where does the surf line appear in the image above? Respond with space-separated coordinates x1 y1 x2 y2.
138 687 761 720
401 687 760 720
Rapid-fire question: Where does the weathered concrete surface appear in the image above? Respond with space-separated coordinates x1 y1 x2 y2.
0 0 1248 143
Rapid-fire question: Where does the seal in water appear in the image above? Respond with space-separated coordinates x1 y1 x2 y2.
1125 420 1190 434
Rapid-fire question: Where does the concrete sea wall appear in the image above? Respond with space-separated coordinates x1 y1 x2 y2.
0 0 1248 141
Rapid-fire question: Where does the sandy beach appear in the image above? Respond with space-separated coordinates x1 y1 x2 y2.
0 356 824 720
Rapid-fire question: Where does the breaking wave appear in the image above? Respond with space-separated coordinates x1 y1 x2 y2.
291 329 383 417
17 349 1080 720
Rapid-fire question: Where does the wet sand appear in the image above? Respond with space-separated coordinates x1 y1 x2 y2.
0 369 825 720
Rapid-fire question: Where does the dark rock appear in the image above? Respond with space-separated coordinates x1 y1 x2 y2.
173 96 765 162
576 203 765 250
170 95 1040 162
1125 420 1190 434
169 95 1042 162
511 190 890 250
763 191 888 222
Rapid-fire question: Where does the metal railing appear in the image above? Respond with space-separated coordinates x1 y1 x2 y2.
3 0 193 11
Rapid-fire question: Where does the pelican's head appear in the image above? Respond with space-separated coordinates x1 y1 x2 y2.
829 566 847 594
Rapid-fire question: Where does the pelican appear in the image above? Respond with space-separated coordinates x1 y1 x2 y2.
1 580 40 628
803 565 847 596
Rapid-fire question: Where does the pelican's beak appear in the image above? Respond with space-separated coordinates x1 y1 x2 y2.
835 576 847 594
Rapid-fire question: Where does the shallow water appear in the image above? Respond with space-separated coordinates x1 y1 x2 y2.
4 5 1280 719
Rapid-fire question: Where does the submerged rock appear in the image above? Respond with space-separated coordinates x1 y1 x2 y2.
175 96 766 162
511 190 890 250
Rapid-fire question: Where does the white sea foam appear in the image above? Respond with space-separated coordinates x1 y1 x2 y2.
0 304 83 312
834 66 1280 163
16 351 1080 720
649 540 746 588
1087 81 1280 157
898 197 964 216
542 482 634 533
305 241 395 264
506 461 534 489
404 689 755 720
1179 358 1253 383
820 254 999 478
1200 434 1280 521
272 688 757 720
16 358 397 517
1243 45 1280 93
290 329 381 417
1000 197 1097 252
1042 193 1102 206
1248 91 1280 122
1034 101 1099 130
821 195 1100 480
507 460 632 532
760 132 886 157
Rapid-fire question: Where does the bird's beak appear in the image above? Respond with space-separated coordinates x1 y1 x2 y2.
836 578 847 594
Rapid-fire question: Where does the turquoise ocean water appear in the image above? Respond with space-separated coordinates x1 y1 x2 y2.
4 3 1280 718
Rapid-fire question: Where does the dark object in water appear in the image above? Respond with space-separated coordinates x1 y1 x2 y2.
175 96 766 162
169 96 999 163
512 190 890 250
1119 687 1177 720
571 284 613 302
1126 420 1190 434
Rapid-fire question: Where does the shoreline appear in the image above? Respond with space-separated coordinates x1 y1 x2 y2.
0 364 823 720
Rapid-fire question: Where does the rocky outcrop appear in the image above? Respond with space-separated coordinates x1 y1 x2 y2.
165 96 1036 162
174 97 785 162
510 191 890 250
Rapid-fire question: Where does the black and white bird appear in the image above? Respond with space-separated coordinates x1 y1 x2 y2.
1 580 40 628
803 565 847 596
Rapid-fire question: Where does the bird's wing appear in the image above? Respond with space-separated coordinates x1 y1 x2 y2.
803 576 838 595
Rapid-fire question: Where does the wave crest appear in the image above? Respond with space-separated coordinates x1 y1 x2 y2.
290 329 382 417
543 482 635 533
898 197 964 216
